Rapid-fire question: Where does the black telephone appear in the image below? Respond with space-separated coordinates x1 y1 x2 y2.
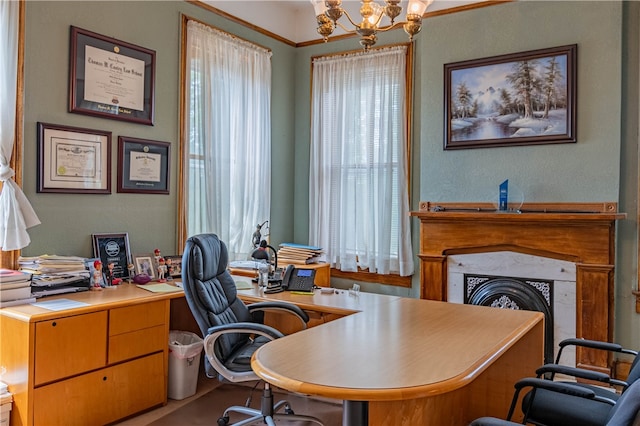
281 265 316 292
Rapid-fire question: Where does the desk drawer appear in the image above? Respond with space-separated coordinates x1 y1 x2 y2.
109 324 166 363
109 300 167 335
34 311 108 385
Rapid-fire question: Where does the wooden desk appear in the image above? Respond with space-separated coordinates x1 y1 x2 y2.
251 298 545 426
0 283 185 426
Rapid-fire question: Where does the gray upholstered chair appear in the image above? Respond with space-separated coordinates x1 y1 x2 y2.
470 377 640 426
181 233 323 426
518 338 639 426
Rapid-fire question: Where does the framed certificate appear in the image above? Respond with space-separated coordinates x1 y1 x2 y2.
69 26 156 125
117 136 170 194
37 122 111 194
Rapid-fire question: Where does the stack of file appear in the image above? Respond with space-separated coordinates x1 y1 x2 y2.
0 268 34 307
277 243 324 265
18 255 90 298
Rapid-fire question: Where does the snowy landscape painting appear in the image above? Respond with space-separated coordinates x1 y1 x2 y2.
444 45 576 150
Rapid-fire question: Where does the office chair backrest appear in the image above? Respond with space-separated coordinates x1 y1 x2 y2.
182 234 255 375
606 379 640 426
626 354 640 386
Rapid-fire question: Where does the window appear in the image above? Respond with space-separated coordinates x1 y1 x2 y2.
180 19 272 259
309 45 414 278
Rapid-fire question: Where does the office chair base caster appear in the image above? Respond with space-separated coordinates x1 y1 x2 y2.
217 416 229 426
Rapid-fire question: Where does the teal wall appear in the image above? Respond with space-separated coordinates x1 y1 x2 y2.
20 1 639 350
23 0 297 258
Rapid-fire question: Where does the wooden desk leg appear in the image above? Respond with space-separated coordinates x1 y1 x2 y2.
343 401 368 426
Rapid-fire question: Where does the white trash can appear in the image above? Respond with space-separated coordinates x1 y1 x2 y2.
168 330 204 400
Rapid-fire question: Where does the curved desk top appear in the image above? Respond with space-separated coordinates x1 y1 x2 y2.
251 297 543 402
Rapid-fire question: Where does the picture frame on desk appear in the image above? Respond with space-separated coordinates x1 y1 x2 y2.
163 255 182 278
37 122 111 194
117 136 170 194
133 253 157 280
69 26 156 125
91 233 131 279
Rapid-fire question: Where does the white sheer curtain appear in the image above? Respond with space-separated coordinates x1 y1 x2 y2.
184 20 271 260
309 46 413 276
0 0 40 251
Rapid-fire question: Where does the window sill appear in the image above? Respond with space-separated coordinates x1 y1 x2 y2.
330 268 412 288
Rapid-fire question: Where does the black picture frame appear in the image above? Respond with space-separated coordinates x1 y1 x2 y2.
69 26 156 125
117 136 170 194
91 232 131 279
37 122 111 194
444 44 577 150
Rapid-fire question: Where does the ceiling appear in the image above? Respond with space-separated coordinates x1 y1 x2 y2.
202 1 499 45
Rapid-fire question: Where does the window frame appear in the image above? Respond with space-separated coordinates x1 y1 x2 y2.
1 0 25 270
310 43 415 287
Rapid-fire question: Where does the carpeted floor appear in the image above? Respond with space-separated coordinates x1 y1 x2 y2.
148 384 343 426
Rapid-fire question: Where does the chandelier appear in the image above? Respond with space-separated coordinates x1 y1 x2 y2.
311 0 433 50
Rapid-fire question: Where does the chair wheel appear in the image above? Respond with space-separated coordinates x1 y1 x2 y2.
217 416 230 426
284 404 295 415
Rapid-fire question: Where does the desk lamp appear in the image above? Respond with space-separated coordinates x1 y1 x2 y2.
250 240 282 282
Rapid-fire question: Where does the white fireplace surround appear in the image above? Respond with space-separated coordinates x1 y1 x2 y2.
447 251 577 367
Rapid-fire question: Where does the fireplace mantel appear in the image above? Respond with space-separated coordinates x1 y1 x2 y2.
411 201 626 374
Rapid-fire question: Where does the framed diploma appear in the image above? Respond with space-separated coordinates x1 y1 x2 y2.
69 26 156 125
117 136 170 194
37 122 111 194
91 232 132 279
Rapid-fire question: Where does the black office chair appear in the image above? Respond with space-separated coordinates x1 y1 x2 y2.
469 376 640 426
181 233 323 426
517 338 639 426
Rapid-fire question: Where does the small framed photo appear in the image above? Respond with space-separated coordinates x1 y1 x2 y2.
117 136 170 194
69 26 156 125
444 44 577 150
91 233 131 279
133 253 157 280
38 122 111 194
164 255 182 278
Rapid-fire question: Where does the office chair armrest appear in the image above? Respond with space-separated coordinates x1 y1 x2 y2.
470 418 518 426
556 339 638 364
247 301 310 329
515 377 600 398
206 322 285 341
536 363 614 383
203 322 284 383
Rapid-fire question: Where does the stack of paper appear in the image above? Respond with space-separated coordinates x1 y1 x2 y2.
277 243 324 265
18 255 90 298
19 255 88 275
0 268 34 307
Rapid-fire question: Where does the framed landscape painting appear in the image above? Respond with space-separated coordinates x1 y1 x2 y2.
444 44 577 150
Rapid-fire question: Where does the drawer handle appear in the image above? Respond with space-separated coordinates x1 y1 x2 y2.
52 322 57 327
103 376 107 381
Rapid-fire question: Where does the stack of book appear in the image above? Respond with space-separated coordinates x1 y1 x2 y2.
18 255 90 297
0 268 34 307
277 243 324 265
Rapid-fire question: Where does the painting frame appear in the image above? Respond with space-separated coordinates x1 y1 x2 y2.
69 26 156 125
91 232 131 279
133 253 157 280
444 44 577 150
117 136 170 194
37 122 111 194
